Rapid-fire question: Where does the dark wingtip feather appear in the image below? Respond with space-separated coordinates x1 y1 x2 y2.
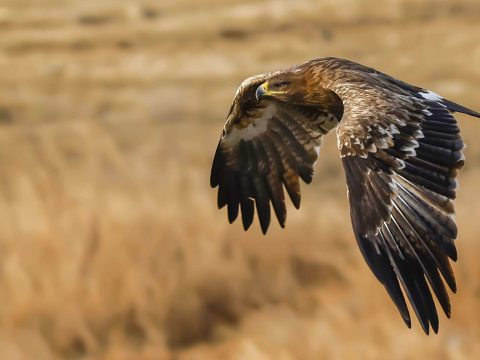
447 244 458 262
243 222 252 231
210 142 224 188
416 313 430 335
217 185 227 209
270 194 287 228
428 301 439 335
289 191 301 209
258 204 271 234
284 180 301 209
260 226 268 235
258 207 271 234
354 232 412 328
252 182 271 234
443 98 480 118
404 316 412 329
444 273 457 294
298 168 314 184
451 281 457 294
446 308 452 319
223 171 240 223
228 202 239 223
240 199 254 230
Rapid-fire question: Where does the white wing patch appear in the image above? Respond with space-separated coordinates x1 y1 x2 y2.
224 103 277 146
312 143 323 165
419 90 442 102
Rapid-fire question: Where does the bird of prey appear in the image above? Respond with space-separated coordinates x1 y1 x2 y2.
210 57 480 334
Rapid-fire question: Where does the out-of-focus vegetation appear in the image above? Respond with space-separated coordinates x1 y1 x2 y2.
0 0 479 359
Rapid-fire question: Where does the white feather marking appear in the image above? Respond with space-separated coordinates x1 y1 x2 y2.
388 180 399 195
225 103 276 145
452 177 459 190
319 115 338 132
419 90 442 102
312 144 322 165
403 148 416 157
400 139 419 151
414 129 425 139
423 109 433 116
389 124 400 135
374 137 388 149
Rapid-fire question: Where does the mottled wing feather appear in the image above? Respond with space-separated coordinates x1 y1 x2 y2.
338 79 467 334
211 78 338 233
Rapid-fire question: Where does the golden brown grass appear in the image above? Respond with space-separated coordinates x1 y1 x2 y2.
0 0 480 359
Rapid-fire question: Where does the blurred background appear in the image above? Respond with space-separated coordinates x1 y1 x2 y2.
0 0 479 359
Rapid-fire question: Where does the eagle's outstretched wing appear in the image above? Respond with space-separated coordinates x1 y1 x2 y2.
335 67 475 333
210 75 340 234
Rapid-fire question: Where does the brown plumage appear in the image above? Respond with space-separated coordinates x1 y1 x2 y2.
210 57 480 334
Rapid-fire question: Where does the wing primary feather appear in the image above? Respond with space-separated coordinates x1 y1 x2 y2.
261 137 287 227
239 174 255 230
395 178 458 259
421 129 461 141
217 179 228 209
237 140 255 228
388 206 440 332
245 140 271 234
380 222 405 260
210 141 224 188
225 171 240 223
267 129 302 208
441 98 480 118
378 230 431 334
362 231 411 327
391 203 452 318
394 187 457 291
270 117 314 183
416 143 463 168
397 163 456 199
420 121 461 134
418 136 464 151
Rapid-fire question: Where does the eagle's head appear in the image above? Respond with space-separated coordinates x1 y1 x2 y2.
255 70 344 119
255 72 306 103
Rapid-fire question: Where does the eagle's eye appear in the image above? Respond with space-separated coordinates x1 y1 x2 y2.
270 81 290 90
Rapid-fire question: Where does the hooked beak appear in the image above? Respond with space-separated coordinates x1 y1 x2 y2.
255 82 268 101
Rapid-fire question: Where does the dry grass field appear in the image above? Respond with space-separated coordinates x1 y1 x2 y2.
0 0 480 359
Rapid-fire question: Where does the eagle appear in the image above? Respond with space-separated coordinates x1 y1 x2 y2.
210 57 480 334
